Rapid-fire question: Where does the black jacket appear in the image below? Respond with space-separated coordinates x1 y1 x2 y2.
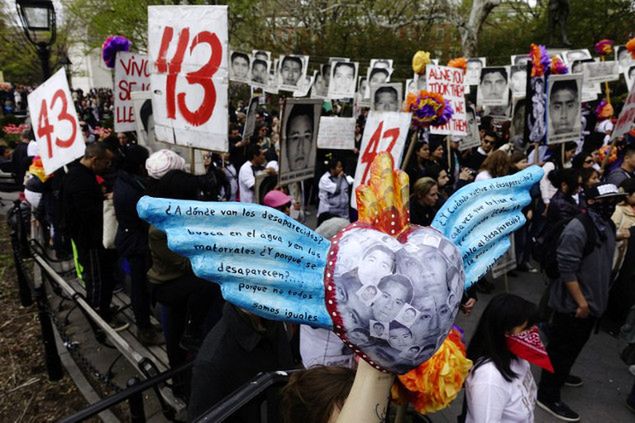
113 170 148 257
188 304 294 422
62 161 103 250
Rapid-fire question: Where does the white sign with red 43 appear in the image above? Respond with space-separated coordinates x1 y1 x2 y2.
148 6 229 151
351 111 411 208
27 68 86 175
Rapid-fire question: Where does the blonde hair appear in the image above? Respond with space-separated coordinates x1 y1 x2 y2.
411 177 437 200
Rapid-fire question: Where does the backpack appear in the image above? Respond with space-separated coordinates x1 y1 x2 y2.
532 213 596 279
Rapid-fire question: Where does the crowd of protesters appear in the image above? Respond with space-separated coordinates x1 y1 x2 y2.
2 80 635 422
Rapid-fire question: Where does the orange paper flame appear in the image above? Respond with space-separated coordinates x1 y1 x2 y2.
356 152 410 236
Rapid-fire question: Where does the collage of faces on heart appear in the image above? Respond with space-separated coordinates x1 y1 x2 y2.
333 226 464 373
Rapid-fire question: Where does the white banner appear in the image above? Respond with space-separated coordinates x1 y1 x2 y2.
316 117 356 150
426 65 468 136
114 52 150 132
27 68 86 175
351 111 411 208
148 5 229 151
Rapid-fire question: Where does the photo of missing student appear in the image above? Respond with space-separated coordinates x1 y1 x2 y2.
527 76 546 143
365 66 393 99
511 54 530 67
278 54 309 91
510 64 527 98
242 96 260 141
230 51 251 83
616 45 635 71
465 57 486 86
328 61 358 99
547 74 582 144
477 66 510 107
280 99 322 184
250 59 270 88
252 49 271 62
563 49 592 65
626 65 635 91
370 83 402 112
332 226 463 373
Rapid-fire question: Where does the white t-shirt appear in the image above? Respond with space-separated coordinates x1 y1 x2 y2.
465 359 536 423
238 161 256 203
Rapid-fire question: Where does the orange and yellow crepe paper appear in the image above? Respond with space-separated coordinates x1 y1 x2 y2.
412 51 432 75
28 157 48 182
447 57 467 72
356 152 410 236
391 328 473 414
626 37 635 59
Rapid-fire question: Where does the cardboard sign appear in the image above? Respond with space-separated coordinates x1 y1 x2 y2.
351 111 411 208
27 69 86 175
426 65 467 136
316 117 356 150
465 57 486 86
280 98 323 185
611 80 635 141
547 74 582 145
459 105 481 152
148 5 229 151
477 66 510 107
114 52 150 132
582 61 620 84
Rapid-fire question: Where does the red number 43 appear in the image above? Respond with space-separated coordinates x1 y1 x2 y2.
37 89 77 159
155 26 222 127
360 121 400 184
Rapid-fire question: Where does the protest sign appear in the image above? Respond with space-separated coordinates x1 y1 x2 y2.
426 65 467 136
351 111 411 208
563 49 592 65
582 61 620 84
242 96 259 141
280 98 323 185
114 52 150 132
546 74 582 145
316 117 356 150
477 66 509 107
616 45 635 71
527 76 547 144
465 57 486 86
626 65 635 91
328 61 358 99
370 83 402 112
610 80 635 142
27 68 85 175
278 54 309 92
459 104 481 152
148 5 229 151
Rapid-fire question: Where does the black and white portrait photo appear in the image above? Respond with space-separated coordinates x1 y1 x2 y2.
370 59 394 71
547 74 582 144
252 49 271 62
331 225 463 374
280 99 322 184
465 57 486 86
365 67 392 100
528 76 546 143
230 51 250 83
563 49 592 65
616 45 635 72
328 61 359 99
278 54 308 91
510 64 527 98
250 59 270 88
242 96 259 141
477 66 509 107
294 71 317 98
625 65 635 92
371 83 402 112
511 54 531 67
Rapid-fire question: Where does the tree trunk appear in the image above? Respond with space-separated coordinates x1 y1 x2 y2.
459 0 502 57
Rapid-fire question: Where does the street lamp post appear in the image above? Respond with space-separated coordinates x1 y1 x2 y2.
15 0 57 81
15 1 63 383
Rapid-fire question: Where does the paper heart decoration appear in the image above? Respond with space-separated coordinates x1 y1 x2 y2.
325 223 463 374
137 152 542 375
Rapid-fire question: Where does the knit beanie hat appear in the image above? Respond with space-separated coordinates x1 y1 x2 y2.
145 149 186 179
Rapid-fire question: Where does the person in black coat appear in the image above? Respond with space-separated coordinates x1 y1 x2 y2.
113 145 162 345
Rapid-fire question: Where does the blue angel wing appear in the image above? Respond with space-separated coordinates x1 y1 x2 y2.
431 166 544 288
137 197 333 328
